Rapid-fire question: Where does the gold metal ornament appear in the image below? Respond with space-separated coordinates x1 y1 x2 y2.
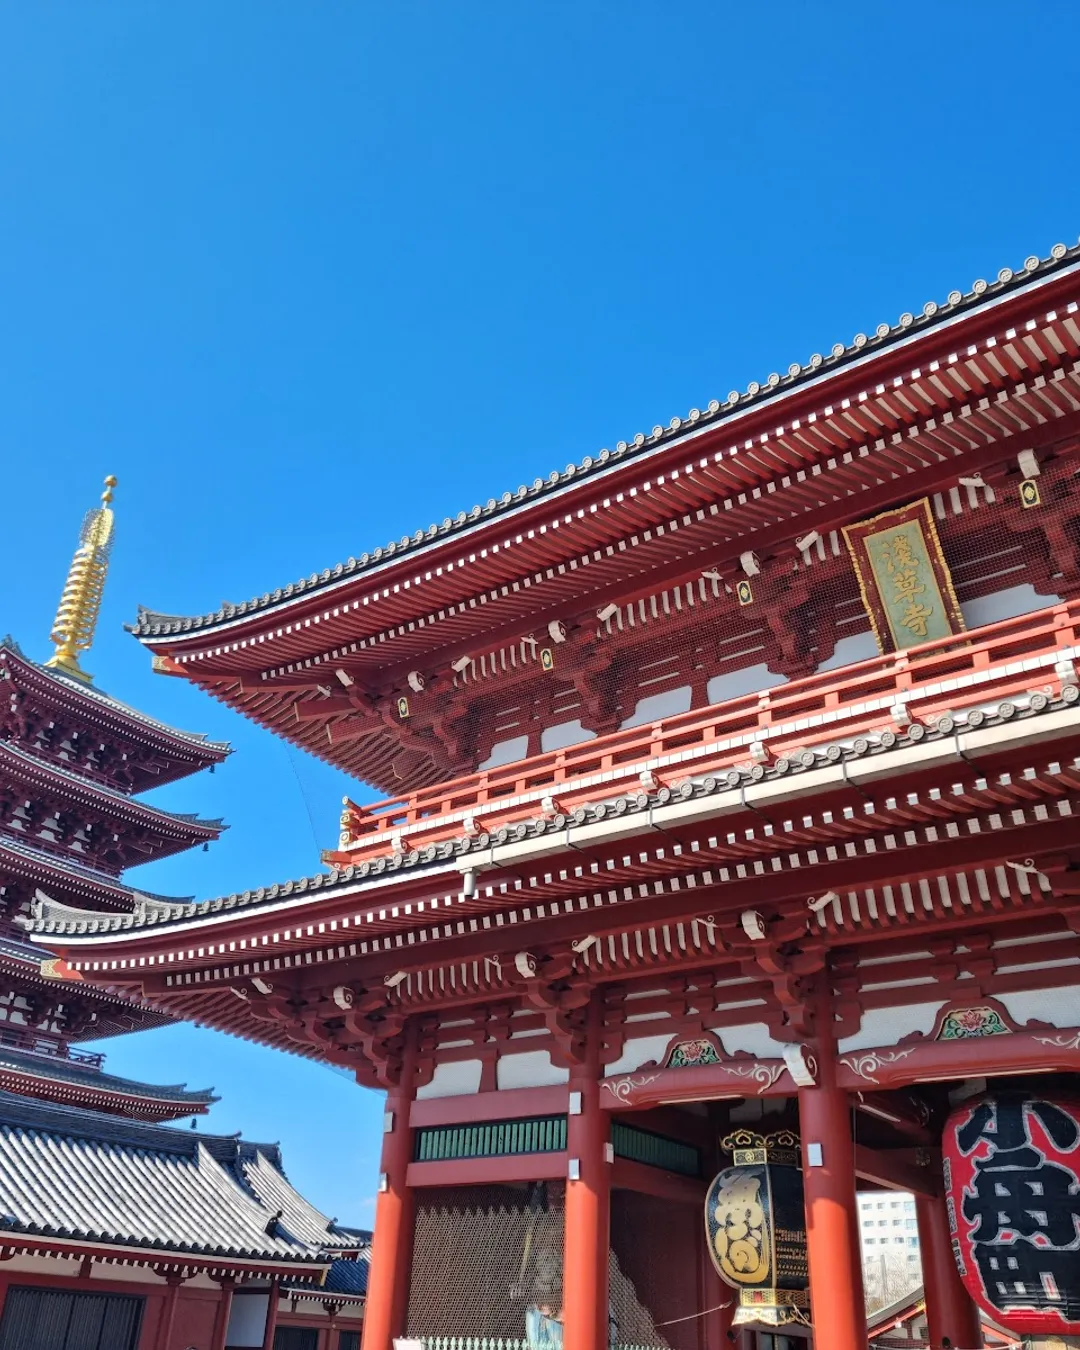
1020 478 1041 509
736 579 754 606
45 476 118 682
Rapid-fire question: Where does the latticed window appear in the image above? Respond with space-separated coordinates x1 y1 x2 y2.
407 1183 703 1350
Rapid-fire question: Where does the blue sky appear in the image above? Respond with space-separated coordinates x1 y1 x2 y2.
2 2 1080 1225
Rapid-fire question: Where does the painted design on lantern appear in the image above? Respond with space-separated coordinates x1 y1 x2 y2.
937 1006 1011 1040
665 1037 722 1069
945 1096 1080 1335
710 1170 769 1285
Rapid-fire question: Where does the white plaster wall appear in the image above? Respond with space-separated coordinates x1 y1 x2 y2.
496 1049 570 1089
997 988 1080 1030
707 663 787 703
415 1058 484 1099
837 1001 947 1053
713 1023 789 1059
960 582 1060 630
541 719 596 752
603 1034 675 1077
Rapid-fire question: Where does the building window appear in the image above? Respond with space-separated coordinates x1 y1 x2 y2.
338 1334 361 1350
0 1288 143 1350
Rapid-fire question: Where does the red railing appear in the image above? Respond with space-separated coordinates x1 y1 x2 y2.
0 1026 105 1069
333 599 1080 864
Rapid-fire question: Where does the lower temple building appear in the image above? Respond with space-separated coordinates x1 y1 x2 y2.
0 486 369 1348
30 241 1080 1350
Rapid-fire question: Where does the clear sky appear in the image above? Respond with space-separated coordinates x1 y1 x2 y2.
2 2 1080 1227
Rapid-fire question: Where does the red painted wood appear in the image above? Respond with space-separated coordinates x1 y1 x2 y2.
362 1039 417 1350
211 1277 235 1350
156 1275 183 1350
407 1152 568 1187
563 995 610 1350
799 983 867 1350
261 1278 281 1350
915 1192 983 1350
408 1083 569 1128
610 1157 705 1206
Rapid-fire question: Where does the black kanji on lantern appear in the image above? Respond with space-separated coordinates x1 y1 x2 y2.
954 1098 1080 1328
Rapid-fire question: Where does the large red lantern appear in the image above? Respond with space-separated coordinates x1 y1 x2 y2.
943 1094 1080 1336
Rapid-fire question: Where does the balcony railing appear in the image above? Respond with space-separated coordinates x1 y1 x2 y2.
0 1025 105 1070
334 598 1080 865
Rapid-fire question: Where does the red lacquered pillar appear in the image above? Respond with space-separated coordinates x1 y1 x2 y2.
211 1277 235 1350
156 1274 184 1350
562 995 611 1350
261 1278 280 1350
798 981 868 1350
916 1192 983 1349
361 1029 418 1350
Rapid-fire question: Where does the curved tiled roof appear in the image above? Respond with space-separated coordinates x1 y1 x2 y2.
0 1044 216 1108
0 739 225 840
25 679 1078 940
0 636 230 759
0 1091 330 1264
132 239 1080 640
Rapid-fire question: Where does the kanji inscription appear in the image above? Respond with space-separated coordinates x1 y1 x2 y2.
943 1095 1080 1335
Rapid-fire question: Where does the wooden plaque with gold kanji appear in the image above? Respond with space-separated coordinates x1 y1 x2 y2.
842 498 965 653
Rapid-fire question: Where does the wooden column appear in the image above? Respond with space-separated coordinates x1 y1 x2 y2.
361 1029 419 1350
916 1192 983 1349
261 1278 280 1350
156 1274 184 1350
211 1277 236 1350
798 979 868 1350
562 993 610 1350
700 1238 733 1350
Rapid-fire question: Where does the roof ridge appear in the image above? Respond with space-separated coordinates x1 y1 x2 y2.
131 238 1080 640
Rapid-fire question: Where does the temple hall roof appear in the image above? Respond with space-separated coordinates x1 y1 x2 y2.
0 1090 355 1268
0 1042 217 1121
131 238 1080 642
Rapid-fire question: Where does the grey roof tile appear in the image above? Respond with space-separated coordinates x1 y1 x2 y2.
129 241 1080 640
0 1092 338 1264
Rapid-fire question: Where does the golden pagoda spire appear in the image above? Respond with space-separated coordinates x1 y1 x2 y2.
44 476 118 682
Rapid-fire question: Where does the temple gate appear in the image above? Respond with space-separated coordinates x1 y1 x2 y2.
31 239 1080 1350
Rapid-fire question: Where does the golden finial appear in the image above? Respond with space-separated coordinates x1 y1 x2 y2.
44 476 118 681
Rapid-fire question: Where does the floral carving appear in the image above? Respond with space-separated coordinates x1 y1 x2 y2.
936 1005 1011 1041
665 1037 722 1069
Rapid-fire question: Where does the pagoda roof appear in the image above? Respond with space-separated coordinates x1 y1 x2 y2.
0 738 225 867
133 238 1080 643
0 637 230 790
0 927 173 1039
0 1042 217 1121
0 1090 358 1270
0 833 189 912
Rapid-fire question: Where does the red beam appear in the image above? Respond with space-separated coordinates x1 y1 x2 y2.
406 1152 567 1187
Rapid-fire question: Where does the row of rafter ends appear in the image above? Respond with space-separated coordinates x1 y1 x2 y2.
131 241 1080 638
29 682 1080 938
0 638 231 756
